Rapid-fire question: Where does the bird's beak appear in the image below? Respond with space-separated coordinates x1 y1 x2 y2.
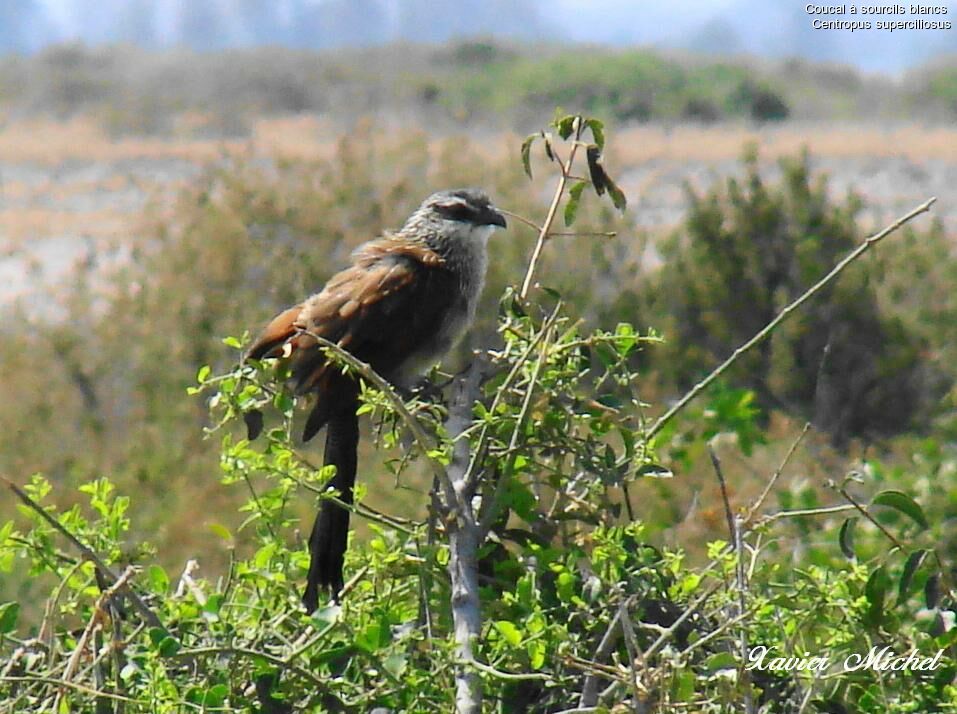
483 206 507 229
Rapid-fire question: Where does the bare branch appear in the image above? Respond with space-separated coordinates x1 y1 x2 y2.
743 422 811 527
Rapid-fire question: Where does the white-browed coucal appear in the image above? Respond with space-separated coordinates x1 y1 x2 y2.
246 188 507 612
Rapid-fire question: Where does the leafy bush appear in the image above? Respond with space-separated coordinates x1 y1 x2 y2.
0 122 623 602
645 147 941 444
2 115 956 714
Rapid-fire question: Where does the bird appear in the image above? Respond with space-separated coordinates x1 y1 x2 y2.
245 188 507 612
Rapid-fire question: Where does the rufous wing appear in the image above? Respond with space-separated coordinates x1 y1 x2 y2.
246 304 303 361
246 238 459 438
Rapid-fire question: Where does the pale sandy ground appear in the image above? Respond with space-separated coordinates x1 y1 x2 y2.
1 117 953 311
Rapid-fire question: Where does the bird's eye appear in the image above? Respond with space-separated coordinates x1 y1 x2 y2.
436 201 474 222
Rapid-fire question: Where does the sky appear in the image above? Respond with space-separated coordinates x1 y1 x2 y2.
20 0 957 74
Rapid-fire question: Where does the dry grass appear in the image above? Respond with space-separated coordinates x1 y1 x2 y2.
3 114 954 297
613 123 957 163
6 115 956 166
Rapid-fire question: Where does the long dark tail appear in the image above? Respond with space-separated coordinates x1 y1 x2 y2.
302 393 359 613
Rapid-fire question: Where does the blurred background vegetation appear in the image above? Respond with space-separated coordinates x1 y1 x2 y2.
4 42 957 135
1 2 956 638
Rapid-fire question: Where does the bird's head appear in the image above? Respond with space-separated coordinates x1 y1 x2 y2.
401 188 507 246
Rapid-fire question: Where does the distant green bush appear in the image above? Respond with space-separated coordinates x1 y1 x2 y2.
732 79 790 121
3 42 949 133
437 50 774 124
920 64 957 115
645 147 941 443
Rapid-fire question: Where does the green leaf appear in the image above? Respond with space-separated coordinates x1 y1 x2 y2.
383 653 408 679
865 565 891 626
527 639 546 669
208 522 233 541
613 322 637 355
674 669 695 701
586 118 605 150
555 115 578 140
202 684 228 708
838 517 857 560
203 594 224 616
222 336 243 349
607 179 628 212
871 490 928 531
356 618 389 653
148 565 169 595
148 627 170 646
196 364 211 383
120 663 139 681
0 602 19 634
542 132 555 162
898 549 928 605
494 620 523 647
157 635 181 658
311 604 342 626
705 651 737 672
504 477 537 522
564 180 587 227
520 134 537 179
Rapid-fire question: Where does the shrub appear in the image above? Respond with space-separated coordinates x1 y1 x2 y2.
1 117 954 713
646 147 939 444
733 79 790 121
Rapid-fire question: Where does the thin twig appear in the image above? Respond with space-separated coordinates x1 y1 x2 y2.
0 677 140 705
643 582 722 660
647 197 936 438
478 316 556 534
708 445 736 546
468 659 552 681
834 484 905 551
172 646 329 692
520 118 584 299
552 231 617 238
580 609 623 706
55 567 136 714
466 302 563 495
0 474 163 630
743 422 811 527
754 503 856 528
498 208 542 232
617 600 645 713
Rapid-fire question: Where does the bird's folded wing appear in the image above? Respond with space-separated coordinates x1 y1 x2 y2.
246 240 457 396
